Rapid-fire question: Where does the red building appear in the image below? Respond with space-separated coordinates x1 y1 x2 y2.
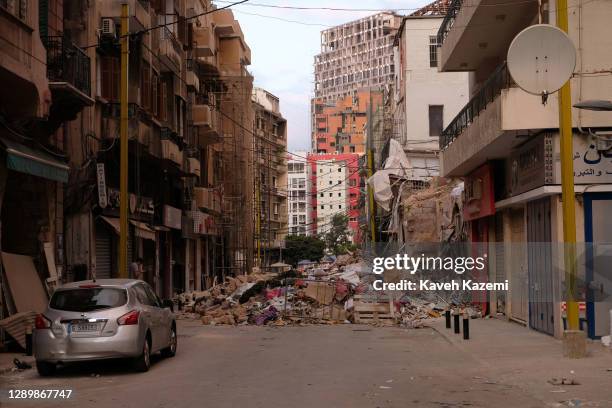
308 153 363 244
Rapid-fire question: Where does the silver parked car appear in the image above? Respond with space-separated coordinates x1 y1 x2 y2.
34 279 176 376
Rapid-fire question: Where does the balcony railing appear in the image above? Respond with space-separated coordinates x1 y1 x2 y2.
440 62 510 150
436 0 464 46
45 36 91 97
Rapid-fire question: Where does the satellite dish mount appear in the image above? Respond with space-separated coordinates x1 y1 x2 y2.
507 24 576 106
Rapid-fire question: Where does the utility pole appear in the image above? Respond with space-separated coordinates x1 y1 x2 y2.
556 0 584 357
118 3 129 278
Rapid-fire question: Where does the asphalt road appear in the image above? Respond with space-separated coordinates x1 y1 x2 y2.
0 321 565 408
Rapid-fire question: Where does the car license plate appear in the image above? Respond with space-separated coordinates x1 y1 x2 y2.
71 322 103 332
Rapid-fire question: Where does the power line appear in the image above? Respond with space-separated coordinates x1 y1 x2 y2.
233 9 331 27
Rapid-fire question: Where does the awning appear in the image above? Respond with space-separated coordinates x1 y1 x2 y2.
99 217 156 241
130 220 156 241
100 216 120 235
0 137 69 183
149 225 171 232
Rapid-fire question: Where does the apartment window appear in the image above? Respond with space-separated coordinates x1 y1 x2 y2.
320 205 324 210
158 80 168 122
429 105 444 137
141 64 151 110
1 0 27 21
320 193 324 198
151 73 159 117
101 56 120 101
429 36 439 68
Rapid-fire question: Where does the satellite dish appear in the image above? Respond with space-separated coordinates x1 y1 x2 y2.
507 24 576 96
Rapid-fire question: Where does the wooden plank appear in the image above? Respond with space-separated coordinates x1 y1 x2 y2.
1 252 48 313
354 303 390 313
0 311 37 349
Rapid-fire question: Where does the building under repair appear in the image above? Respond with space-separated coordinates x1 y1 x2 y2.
0 0 258 347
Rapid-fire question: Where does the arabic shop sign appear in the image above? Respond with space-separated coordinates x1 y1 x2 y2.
569 135 612 184
106 188 155 219
508 134 554 196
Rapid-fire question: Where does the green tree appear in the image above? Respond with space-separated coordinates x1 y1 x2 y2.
283 235 326 267
325 214 352 255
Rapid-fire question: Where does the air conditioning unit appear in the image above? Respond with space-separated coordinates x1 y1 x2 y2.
101 18 116 39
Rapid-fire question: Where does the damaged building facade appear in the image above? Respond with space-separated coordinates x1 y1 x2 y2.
436 0 612 338
252 87 288 267
0 0 91 325
1 0 258 338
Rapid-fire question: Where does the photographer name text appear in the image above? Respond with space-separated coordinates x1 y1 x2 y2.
373 279 509 291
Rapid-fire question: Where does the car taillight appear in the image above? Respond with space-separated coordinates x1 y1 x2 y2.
35 314 51 329
117 310 140 325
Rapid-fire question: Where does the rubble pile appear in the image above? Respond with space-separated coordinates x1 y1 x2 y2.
174 253 466 328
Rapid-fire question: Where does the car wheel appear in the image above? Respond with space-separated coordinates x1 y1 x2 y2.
161 325 177 358
133 336 151 372
36 361 56 377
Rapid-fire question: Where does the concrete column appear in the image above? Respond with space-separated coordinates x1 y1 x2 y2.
195 238 202 291
184 239 190 292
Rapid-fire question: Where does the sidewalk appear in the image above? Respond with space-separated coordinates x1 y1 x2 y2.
0 352 35 375
429 317 612 407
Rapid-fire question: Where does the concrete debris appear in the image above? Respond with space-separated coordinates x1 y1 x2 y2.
548 378 581 386
172 258 462 328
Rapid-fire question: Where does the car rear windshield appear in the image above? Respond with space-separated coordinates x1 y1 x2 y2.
50 288 127 312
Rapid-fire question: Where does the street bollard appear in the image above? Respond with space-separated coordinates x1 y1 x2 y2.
445 310 451 329
25 327 33 356
453 312 460 334
463 315 470 340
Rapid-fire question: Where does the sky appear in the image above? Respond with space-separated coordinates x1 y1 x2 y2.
215 0 432 152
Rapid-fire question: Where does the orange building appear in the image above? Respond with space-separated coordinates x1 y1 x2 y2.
311 90 383 154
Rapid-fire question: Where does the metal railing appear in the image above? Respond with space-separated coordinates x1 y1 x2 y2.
440 62 511 150
437 0 464 46
45 36 91 97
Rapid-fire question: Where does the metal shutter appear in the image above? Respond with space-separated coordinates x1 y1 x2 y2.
95 221 112 280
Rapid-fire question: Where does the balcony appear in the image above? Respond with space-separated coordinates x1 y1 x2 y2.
218 36 251 75
186 60 199 92
192 104 222 145
45 36 94 109
193 27 215 58
213 9 237 36
161 139 183 167
193 104 215 128
98 0 150 31
194 187 221 213
159 27 181 73
187 157 201 178
437 0 538 72
440 63 558 177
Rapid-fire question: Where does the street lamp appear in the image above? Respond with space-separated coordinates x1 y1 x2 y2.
573 100 612 111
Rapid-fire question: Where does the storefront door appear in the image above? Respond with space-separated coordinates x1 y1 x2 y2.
584 193 612 339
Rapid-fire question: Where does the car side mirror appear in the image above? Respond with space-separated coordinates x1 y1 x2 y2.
162 299 174 312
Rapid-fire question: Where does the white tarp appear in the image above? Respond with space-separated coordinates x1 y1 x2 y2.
367 139 412 211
